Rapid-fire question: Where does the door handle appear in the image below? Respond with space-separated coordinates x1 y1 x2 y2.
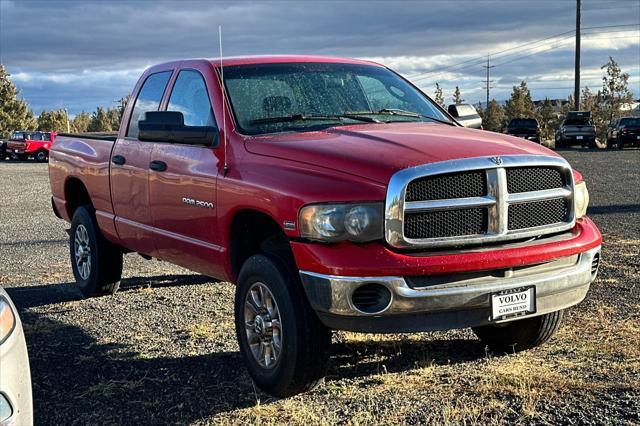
149 160 167 172
112 155 126 165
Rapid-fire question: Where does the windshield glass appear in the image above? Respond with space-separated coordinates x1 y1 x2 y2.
223 62 450 135
11 131 25 140
509 119 537 128
620 118 640 127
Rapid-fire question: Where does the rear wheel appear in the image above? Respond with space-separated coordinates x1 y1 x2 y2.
235 254 331 397
70 206 123 297
35 149 48 163
472 310 563 353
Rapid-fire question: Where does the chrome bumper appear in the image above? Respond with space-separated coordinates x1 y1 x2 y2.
300 246 601 333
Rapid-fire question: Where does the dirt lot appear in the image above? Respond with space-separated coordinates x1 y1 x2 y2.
0 149 638 425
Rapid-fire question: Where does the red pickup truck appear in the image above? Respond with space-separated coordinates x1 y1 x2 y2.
8 131 57 162
49 56 602 397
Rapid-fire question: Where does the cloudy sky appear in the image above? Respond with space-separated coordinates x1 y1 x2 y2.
1 0 638 116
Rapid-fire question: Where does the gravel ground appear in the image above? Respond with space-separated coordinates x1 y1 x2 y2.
0 148 638 425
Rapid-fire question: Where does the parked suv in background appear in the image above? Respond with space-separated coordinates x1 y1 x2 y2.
7 131 57 162
505 118 541 143
606 117 640 149
555 111 597 148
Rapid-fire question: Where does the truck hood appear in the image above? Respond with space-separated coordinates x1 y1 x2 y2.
245 122 559 184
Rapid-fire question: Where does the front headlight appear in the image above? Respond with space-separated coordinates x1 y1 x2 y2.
299 203 384 242
574 181 589 219
0 297 16 345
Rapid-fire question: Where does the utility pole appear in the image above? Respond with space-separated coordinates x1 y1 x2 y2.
574 0 581 111
482 54 495 108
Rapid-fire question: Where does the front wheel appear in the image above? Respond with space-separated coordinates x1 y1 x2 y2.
70 206 123 297
235 254 331 397
472 310 563 353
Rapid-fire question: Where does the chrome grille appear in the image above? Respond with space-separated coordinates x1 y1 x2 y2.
405 208 487 239
506 167 564 193
508 198 569 230
406 171 486 201
385 155 576 249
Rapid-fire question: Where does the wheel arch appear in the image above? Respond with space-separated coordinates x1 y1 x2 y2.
64 177 93 218
229 209 294 281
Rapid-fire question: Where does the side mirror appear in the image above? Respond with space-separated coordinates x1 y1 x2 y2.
447 104 482 129
138 111 219 147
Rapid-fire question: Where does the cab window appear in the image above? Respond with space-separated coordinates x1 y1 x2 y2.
127 71 172 138
167 70 216 127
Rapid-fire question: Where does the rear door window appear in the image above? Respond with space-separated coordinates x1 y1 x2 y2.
127 71 172 138
167 70 216 127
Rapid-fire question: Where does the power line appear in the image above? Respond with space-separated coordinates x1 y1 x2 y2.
407 23 640 82
409 28 639 84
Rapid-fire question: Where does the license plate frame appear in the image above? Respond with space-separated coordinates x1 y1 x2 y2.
576 135 583 140
490 286 536 321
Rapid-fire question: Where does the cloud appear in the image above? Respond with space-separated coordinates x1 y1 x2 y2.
1 0 638 113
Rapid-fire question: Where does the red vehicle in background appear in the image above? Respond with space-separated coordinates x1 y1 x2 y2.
7 131 57 162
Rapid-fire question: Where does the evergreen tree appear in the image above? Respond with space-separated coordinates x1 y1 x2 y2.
599 56 634 122
537 98 558 141
0 64 36 138
452 86 464 104
72 112 92 133
580 87 598 114
37 109 69 132
483 99 506 132
504 81 537 122
434 83 445 107
88 107 113 132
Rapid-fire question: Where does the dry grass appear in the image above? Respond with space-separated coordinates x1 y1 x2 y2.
213 298 639 425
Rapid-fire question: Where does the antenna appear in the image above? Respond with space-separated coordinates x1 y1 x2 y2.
219 25 229 176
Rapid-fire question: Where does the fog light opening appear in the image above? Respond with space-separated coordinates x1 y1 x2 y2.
351 283 392 314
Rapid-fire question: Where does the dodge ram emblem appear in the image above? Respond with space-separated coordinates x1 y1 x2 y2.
490 156 503 165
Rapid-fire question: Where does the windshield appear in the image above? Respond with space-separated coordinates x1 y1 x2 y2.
222 62 450 135
620 118 640 127
509 119 537 128
11 131 25 140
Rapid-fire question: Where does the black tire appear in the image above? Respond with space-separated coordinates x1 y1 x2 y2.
235 254 331 397
617 138 624 150
555 137 565 149
70 205 123 297
472 310 563 353
35 149 48 163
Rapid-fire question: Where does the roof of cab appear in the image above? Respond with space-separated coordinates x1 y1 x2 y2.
152 55 385 70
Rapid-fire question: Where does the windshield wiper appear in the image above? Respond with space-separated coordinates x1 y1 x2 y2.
251 113 379 125
346 109 455 126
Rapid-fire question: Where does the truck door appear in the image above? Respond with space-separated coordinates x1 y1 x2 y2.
111 70 172 256
147 68 223 277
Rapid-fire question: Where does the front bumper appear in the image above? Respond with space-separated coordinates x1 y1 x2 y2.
300 246 601 333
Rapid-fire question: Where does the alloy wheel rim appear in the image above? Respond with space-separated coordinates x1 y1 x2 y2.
244 282 282 369
74 224 91 280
